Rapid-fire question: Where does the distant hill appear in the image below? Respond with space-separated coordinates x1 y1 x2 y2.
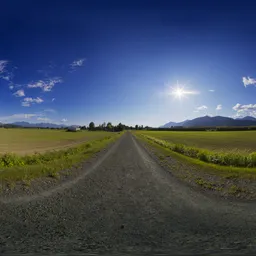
160 120 189 128
236 116 256 121
161 116 256 128
11 122 68 128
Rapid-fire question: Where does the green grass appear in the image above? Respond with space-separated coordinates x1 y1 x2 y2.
135 132 256 176
0 132 122 183
0 128 113 155
138 133 256 168
136 130 256 154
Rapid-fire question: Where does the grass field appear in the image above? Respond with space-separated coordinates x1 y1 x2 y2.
135 130 256 154
0 128 113 155
0 129 122 183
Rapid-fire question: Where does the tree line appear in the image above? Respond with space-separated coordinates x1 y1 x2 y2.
78 122 150 131
81 122 149 131
0 122 150 131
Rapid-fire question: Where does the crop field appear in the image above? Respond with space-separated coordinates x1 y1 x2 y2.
0 129 122 182
0 128 113 155
136 130 256 154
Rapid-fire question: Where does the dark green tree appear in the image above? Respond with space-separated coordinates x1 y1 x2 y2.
117 123 124 131
89 122 95 131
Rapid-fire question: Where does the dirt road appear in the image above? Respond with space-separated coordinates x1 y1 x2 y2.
0 132 256 254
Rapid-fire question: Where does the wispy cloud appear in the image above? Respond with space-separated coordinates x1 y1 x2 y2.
0 60 13 82
61 118 68 122
0 113 37 122
21 102 30 107
70 58 85 71
37 117 50 122
27 78 62 92
9 85 14 90
242 77 256 87
44 108 56 113
0 60 8 73
21 97 44 107
13 89 25 97
52 98 55 102
1 75 11 81
209 89 215 92
216 104 222 111
196 105 208 111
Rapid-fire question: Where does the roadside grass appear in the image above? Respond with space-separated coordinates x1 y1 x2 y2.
135 133 256 179
0 133 122 183
136 130 256 154
138 134 256 168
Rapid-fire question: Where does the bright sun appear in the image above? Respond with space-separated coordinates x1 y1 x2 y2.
168 81 199 100
173 87 185 99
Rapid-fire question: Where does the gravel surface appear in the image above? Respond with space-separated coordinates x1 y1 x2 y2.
0 132 256 254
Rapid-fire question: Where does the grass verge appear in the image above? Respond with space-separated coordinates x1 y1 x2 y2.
135 133 256 178
135 133 256 199
0 132 123 183
140 134 256 168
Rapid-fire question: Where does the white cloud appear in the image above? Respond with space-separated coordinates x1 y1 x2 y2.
216 104 222 111
70 58 85 68
233 103 256 112
242 77 256 87
27 78 62 92
196 105 208 111
24 97 43 103
9 85 14 90
0 60 8 73
52 98 55 102
209 89 215 92
233 103 242 111
232 103 256 117
37 117 50 122
61 118 68 122
21 97 44 107
13 89 25 97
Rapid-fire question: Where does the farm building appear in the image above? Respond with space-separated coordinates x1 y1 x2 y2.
67 126 81 132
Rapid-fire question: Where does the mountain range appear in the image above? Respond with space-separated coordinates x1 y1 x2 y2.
8 122 69 128
160 116 256 128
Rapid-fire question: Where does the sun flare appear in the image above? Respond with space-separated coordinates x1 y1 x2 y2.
172 87 185 99
168 81 199 100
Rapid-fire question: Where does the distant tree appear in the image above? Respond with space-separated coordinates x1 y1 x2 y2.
135 125 138 130
89 122 95 131
116 123 125 132
107 122 113 131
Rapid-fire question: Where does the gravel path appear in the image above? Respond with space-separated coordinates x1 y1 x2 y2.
0 132 256 254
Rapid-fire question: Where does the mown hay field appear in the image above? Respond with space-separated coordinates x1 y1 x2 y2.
135 130 256 154
0 128 112 155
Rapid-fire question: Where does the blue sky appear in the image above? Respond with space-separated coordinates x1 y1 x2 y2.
1 0 256 127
